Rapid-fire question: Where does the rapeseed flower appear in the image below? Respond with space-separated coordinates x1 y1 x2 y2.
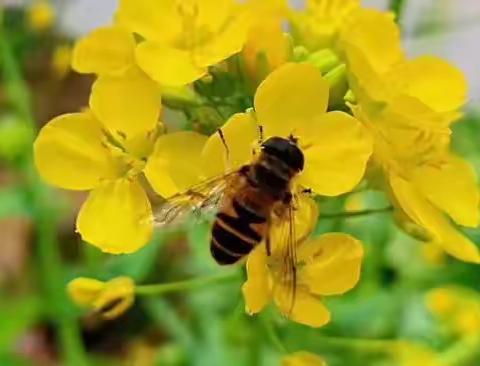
243 233 363 327
34 71 162 253
68 276 135 320
147 63 373 199
27 1 55 32
350 104 480 263
117 0 252 86
242 0 291 84
426 287 480 336
282 351 326 366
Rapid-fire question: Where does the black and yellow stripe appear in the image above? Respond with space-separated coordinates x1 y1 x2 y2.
210 198 266 265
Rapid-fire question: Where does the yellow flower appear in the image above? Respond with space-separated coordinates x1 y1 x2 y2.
146 63 373 200
68 277 135 320
51 44 73 79
349 92 479 263
426 287 480 336
282 351 326 366
243 233 363 327
72 25 137 78
291 0 360 51
34 69 162 253
242 0 291 84
117 0 252 86
27 1 55 32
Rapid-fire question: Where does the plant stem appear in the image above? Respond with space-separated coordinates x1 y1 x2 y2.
438 333 480 366
389 0 406 23
0 18 88 365
321 207 393 220
315 336 397 353
259 314 287 353
135 272 240 296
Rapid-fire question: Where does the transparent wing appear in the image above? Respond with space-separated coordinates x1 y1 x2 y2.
269 194 298 316
152 171 240 227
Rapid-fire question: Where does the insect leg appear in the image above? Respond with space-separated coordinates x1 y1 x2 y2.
217 128 231 170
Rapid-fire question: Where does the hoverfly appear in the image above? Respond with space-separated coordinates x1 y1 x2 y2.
153 128 310 309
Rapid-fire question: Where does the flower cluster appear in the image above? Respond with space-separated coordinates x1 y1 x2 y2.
34 0 478 332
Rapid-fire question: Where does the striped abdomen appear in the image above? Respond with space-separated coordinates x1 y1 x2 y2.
210 197 268 265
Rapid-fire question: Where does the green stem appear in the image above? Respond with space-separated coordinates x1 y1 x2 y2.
135 272 240 296
316 336 397 352
0 17 88 365
321 207 393 220
438 334 480 366
389 0 406 23
259 314 287 353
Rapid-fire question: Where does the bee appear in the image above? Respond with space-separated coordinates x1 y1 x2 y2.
153 130 308 306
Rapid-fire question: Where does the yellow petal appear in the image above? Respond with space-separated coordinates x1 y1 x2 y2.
282 352 326 366
387 56 467 114
72 25 135 76
144 131 208 197
298 233 364 295
254 63 329 138
77 179 153 254
340 8 403 75
412 155 479 227
34 112 117 190
67 277 105 306
389 174 480 263
117 0 181 43
298 111 373 196
201 113 259 178
192 5 250 67
343 43 391 105
136 42 206 86
89 68 161 138
243 20 290 82
275 290 331 328
242 245 271 314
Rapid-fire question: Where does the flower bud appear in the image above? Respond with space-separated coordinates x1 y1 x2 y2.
67 276 135 320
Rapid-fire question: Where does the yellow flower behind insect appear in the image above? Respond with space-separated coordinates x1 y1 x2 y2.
27 1 55 32
426 287 480 337
34 69 163 254
243 233 363 327
282 351 326 366
68 277 135 320
117 0 252 86
146 63 373 200
242 0 291 84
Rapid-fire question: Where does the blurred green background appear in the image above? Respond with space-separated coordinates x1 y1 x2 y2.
1 1 480 365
